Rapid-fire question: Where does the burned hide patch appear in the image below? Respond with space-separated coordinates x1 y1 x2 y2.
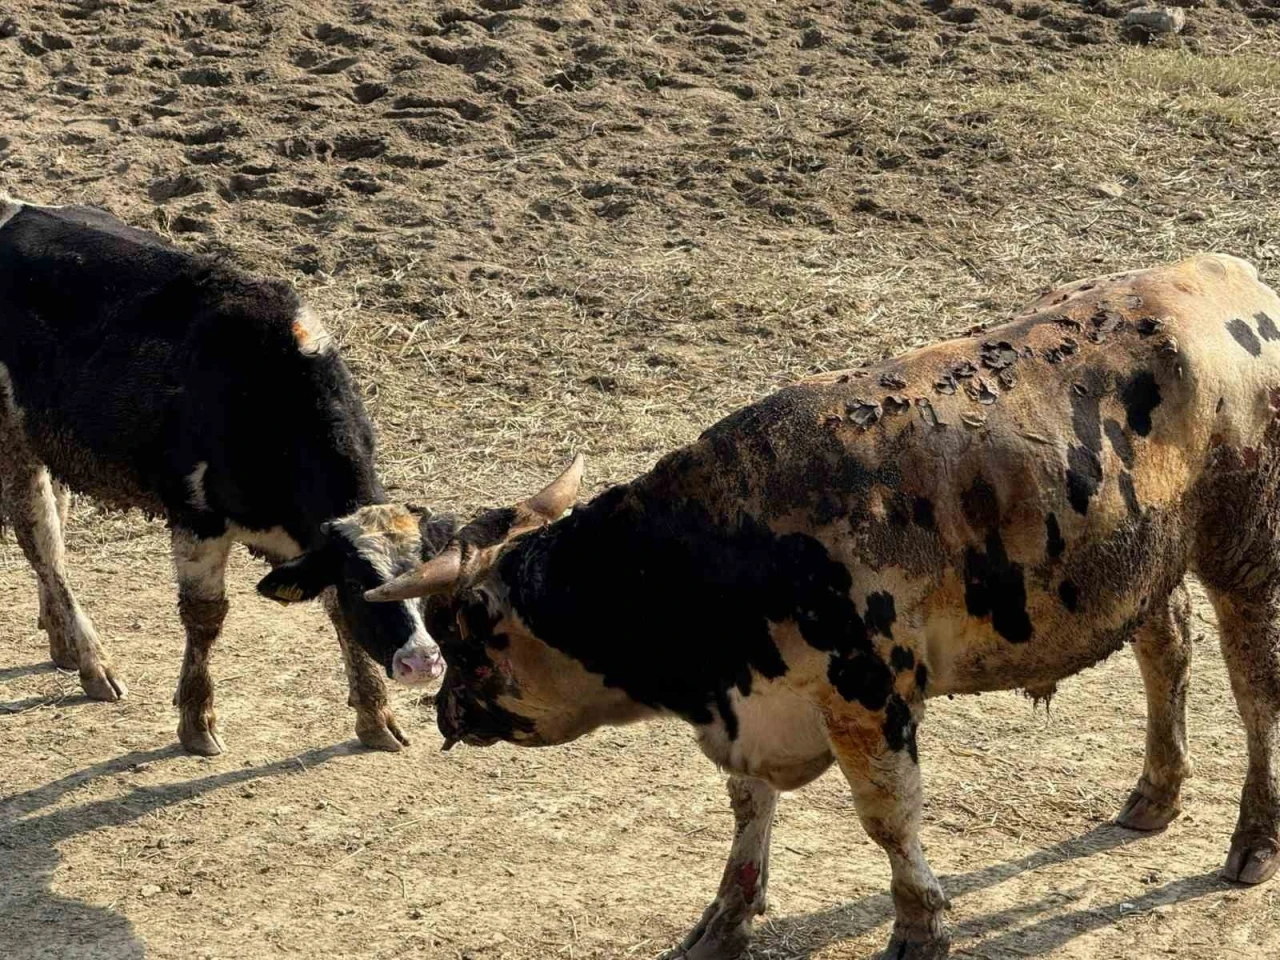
1104 418 1135 469
882 394 911 416
1045 512 1066 560
1227 317 1262 357
882 693 918 762
847 399 882 429
1257 312 1280 342
865 591 896 638
963 532 1033 643
1120 371 1162 437
1066 445 1103 516
980 340 1018 371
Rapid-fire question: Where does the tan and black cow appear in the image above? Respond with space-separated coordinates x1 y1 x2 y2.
372 254 1280 959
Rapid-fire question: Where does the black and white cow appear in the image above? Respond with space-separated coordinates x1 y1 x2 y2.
0 196 443 755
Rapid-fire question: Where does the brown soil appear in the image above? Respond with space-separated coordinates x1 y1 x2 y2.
3 1 1280 958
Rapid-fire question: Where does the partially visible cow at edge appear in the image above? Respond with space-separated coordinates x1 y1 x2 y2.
370 255 1280 959
0 196 447 756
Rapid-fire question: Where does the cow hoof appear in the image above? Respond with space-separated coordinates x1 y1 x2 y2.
1116 789 1181 831
80 663 127 701
877 935 951 960
657 898 752 960
179 721 225 757
356 708 410 752
1224 837 1280 885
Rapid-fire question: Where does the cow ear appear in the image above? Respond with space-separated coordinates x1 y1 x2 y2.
256 544 340 604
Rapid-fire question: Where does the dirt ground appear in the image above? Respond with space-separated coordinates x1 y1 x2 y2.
3 1 1280 958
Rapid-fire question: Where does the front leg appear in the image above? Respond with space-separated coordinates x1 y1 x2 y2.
828 702 950 960
661 775 777 960
172 529 232 756
321 592 410 752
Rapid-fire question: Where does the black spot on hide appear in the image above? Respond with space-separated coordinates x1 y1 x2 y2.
883 694 918 762
1119 471 1141 517
912 496 936 530
964 532 1033 643
1045 513 1066 559
1256 312 1280 342
1066 445 1103 516
1120 371 1162 437
1227 318 1262 358
865 591 896 638
1104 418 1135 468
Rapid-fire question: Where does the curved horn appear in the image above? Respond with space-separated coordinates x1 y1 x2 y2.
365 547 462 602
524 454 585 521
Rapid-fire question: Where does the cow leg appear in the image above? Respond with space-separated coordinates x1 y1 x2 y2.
1206 587 1280 885
37 480 73 665
660 776 777 960
172 529 232 756
829 710 950 960
1117 582 1194 831
321 592 409 751
0 454 124 700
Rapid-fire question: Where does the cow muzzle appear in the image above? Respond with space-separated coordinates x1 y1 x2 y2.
435 683 504 750
391 635 446 685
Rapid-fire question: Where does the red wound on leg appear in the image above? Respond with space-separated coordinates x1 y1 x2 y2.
737 861 760 902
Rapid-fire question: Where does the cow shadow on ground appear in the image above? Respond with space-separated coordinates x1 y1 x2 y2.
0 661 62 684
750 822 1230 958
0 741 351 960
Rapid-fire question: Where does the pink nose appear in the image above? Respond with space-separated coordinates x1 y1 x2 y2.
392 645 445 685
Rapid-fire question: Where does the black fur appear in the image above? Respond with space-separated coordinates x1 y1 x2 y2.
1120 371 1162 437
963 532 1033 643
1045 512 1066 559
1227 317 1262 357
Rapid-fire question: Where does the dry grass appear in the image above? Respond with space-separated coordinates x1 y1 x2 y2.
3 1 1280 958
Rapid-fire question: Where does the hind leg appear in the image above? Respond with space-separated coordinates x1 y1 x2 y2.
1117 582 1194 831
0 458 123 700
1205 587 1280 883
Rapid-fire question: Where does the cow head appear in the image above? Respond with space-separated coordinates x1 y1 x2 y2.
255 504 456 684
363 456 627 749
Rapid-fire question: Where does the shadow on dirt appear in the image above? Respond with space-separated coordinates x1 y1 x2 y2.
750 822 1230 958
0 742 351 960
0 662 62 684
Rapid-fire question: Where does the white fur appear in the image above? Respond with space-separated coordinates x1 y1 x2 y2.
171 529 232 601
696 683 833 791
292 306 333 356
186 462 210 512
0 196 23 231
228 524 304 563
